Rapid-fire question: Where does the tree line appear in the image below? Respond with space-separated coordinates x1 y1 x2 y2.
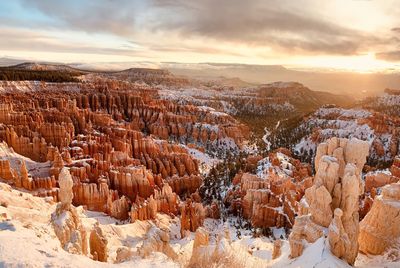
0 68 81 82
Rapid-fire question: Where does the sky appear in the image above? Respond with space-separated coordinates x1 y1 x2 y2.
1 0 400 72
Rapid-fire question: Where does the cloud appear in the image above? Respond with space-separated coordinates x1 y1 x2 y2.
1 0 398 60
137 42 246 57
376 50 400 61
392 27 400 33
0 27 153 58
19 0 142 36
147 0 382 55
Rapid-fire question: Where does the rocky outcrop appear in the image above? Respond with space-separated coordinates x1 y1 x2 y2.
295 108 400 164
189 227 210 265
166 174 202 196
328 208 350 261
72 179 114 212
51 168 88 255
289 137 369 265
138 227 177 261
89 223 108 262
359 183 400 255
109 166 156 201
108 195 130 220
130 184 179 222
272 239 282 259
180 199 206 238
289 215 324 258
0 159 17 181
392 156 400 178
58 168 74 207
365 171 393 192
360 159 400 217
226 151 313 230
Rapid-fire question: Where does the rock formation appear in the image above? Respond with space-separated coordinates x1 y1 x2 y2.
89 223 108 262
130 184 179 222
272 239 282 259
180 199 206 238
360 159 400 217
295 107 400 164
328 208 350 261
51 168 88 255
0 83 253 227
225 150 313 229
138 227 177 261
359 183 400 255
0 159 17 181
189 227 210 265
289 137 369 265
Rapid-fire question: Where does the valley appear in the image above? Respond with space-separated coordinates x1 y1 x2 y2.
0 63 400 267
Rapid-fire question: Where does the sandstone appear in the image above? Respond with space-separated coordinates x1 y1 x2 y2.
89 223 108 262
58 167 74 208
359 183 400 255
189 227 210 266
289 215 324 258
51 168 88 256
130 183 179 222
180 199 206 237
328 208 350 263
138 228 177 261
272 239 282 259
289 137 369 265
115 247 134 263
305 185 332 227
365 171 392 192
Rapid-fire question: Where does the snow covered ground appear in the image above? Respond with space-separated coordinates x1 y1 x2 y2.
293 107 397 162
185 147 221 175
0 141 51 178
1 181 399 267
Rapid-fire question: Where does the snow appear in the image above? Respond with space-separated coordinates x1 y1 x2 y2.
377 93 400 107
159 86 294 116
256 152 294 179
262 127 272 151
184 146 221 175
0 81 82 93
293 107 395 161
274 237 350 268
1 182 400 267
315 108 371 118
256 157 272 178
0 181 179 267
0 141 51 178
